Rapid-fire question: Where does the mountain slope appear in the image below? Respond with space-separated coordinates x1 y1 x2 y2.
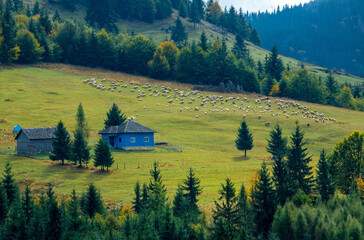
250 0 364 76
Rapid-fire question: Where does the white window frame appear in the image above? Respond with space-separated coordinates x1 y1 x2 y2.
130 137 136 143
144 137 149 143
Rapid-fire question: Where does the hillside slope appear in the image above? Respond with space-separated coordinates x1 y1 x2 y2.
26 0 364 85
0 64 363 205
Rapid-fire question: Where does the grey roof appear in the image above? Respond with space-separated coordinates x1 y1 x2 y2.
15 127 58 140
99 120 156 134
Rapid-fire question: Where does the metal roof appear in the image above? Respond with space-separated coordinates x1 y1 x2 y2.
99 120 157 134
15 127 58 140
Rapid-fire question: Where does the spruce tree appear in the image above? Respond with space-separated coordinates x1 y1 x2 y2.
251 162 276 238
198 31 208 51
2 160 17 206
316 149 335 203
267 124 289 205
148 162 167 211
68 189 81 232
45 184 62 240
4 196 26 239
0 184 8 223
50 121 71 165
213 178 239 225
0 1 19 64
93 139 113 171
22 184 34 226
172 185 189 218
287 125 314 196
171 17 188 47
32 1 40 15
265 44 284 81
141 183 149 210
104 103 127 128
178 0 188 18
325 72 339 104
132 181 142 214
235 120 254 157
83 183 104 218
237 183 252 240
181 168 202 213
75 103 90 139
71 129 91 168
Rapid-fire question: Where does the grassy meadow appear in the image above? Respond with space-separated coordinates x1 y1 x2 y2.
0 64 363 210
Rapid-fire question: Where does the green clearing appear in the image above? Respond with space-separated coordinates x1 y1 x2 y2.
0 65 363 208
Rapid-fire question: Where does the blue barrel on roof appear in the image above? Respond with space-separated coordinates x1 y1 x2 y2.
13 125 21 132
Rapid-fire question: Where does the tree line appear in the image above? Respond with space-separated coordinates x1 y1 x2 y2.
0 127 363 239
0 0 363 111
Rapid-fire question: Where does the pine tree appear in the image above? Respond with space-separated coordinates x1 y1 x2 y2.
50 121 71 165
0 1 20 64
68 189 82 232
181 168 202 213
178 0 188 18
82 183 104 218
316 149 335 202
265 44 284 81
250 28 261 46
232 34 249 60
235 120 254 157
53 10 61 22
267 124 289 205
198 31 208 51
45 184 62 240
251 162 277 238
141 183 149 210
325 72 339 104
171 17 188 47
93 139 114 171
104 103 127 128
189 0 202 26
2 160 17 206
32 1 40 15
0 184 8 223
148 162 167 211
22 184 34 226
237 183 253 240
213 178 239 225
287 125 314 196
75 103 90 139
172 185 189 218
132 181 142 214
4 196 26 239
71 129 91 168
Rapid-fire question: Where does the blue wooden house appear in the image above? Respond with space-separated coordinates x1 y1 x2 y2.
98 120 157 150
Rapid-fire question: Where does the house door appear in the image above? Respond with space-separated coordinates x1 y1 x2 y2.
109 137 115 147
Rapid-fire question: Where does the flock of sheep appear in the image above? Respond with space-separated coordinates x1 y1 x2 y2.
83 78 337 126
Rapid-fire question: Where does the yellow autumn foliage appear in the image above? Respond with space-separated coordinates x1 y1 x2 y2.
269 84 280 96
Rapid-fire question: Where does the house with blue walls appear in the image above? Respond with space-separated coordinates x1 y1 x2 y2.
98 120 156 150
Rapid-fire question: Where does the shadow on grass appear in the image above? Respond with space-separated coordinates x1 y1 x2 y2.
232 156 251 162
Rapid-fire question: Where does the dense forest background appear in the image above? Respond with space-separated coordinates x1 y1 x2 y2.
250 0 364 76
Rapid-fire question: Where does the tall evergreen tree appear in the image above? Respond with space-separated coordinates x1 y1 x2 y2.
68 189 82 233
287 125 314 196
45 184 62 240
148 162 167 211
75 103 90 139
132 181 142 214
50 121 71 165
93 139 114 171
237 183 253 240
104 103 127 128
316 149 335 202
82 183 104 218
140 183 149 210
32 1 40 15
265 44 284 81
4 196 26 239
235 120 254 157
0 184 8 223
267 124 289 205
251 162 276 238
22 184 34 226
172 185 189 218
189 0 202 26
2 160 17 206
71 129 91 168
212 178 239 238
171 17 188 47
182 168 202 213
0 1 20 64
86 0 116 31
250 28 261 46
198 31 208 51
178 0 188 18
325 72 339 104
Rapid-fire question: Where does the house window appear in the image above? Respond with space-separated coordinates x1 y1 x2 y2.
144 137 149 143
130 137 136 143
119 137 122 143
